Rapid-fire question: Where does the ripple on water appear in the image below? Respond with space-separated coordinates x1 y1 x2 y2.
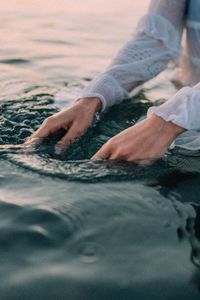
1 91 200 183
0 58 30 65
78 242 102 264
0 197 84 253
0 179 199 299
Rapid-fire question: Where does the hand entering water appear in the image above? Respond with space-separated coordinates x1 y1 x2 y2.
92 114 185 162
25 97 101 154
26 100 185 161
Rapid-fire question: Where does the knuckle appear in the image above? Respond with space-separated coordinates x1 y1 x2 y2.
106 139 114 148
116 146 126 157
44 116 54 126
75 127 84 136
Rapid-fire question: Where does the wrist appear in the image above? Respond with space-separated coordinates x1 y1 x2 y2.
76 97 102 113
149 114 186 138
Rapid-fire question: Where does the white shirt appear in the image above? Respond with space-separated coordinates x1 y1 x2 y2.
58 0 200 150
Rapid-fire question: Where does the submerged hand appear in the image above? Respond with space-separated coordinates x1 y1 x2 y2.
92 115 185 162
25 97 101 153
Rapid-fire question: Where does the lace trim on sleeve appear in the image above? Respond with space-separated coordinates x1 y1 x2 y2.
135 13 181 60
75 13 182 112
147 87 200 130
65 13 184 111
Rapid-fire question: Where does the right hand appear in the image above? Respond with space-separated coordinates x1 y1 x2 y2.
25 97 102 154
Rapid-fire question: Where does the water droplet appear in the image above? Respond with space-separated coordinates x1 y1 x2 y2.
79 242 101 264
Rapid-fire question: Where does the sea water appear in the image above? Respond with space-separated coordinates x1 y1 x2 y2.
0 1 200 299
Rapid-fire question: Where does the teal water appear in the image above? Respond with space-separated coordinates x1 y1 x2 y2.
1 1 200 299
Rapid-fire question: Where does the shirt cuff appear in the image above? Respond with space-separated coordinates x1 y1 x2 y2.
147 86 200 130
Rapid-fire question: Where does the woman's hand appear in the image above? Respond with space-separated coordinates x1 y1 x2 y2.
25 97 102 154
92 114 185 162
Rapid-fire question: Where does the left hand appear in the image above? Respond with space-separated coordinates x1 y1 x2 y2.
91 114 185 162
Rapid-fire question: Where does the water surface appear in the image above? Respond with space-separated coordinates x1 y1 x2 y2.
1 1 200 299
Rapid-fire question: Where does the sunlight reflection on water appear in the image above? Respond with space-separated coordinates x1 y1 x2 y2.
0 0 150 79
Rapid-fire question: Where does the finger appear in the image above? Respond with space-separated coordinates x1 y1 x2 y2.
23 137 42 149
91 144 111 160
54 122 85 154
24 117 59 144
109 149 124 160
136 159 153 167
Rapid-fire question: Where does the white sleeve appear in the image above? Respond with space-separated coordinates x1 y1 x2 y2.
147 84 200 130
76 0 186 112
178 0 200 86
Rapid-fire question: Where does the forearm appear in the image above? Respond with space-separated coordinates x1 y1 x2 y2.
79 17 179 112
76 97 102 113
77 0 186 112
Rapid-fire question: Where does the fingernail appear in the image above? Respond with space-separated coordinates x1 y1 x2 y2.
25 136 31 142
24 137 40 146
55 146 63 155
91 156 100 161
